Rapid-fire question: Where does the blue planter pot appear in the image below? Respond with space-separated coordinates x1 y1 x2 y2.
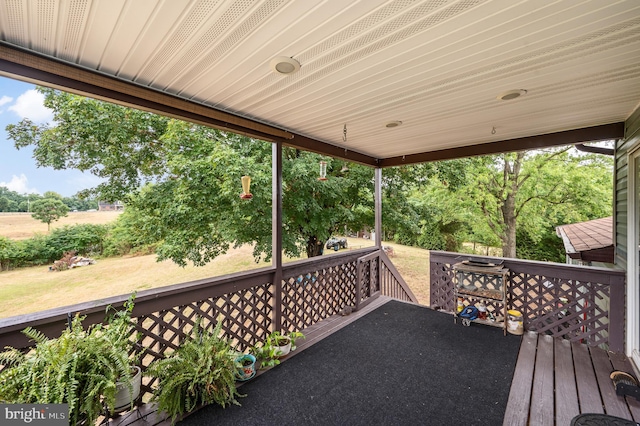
235 354 256 381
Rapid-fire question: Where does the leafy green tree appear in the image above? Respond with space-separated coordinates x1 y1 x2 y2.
457 148 612 259
381 160 469 247
43 191 63 200
7 88 169 201
30 198 69 230
62 195 98 211
7 89 375 265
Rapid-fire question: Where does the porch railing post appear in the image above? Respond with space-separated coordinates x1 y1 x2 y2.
374 167 382 248
355 257 362 311
609 273 626 353
272 142 283 331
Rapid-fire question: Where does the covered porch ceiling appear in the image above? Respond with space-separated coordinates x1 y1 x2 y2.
0 0 638 167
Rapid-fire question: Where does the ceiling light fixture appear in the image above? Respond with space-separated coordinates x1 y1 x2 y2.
385 121 403 128
270 56 301 75
497 89 527 101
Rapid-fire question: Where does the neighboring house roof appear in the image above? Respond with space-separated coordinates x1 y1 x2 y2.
555 217 613 264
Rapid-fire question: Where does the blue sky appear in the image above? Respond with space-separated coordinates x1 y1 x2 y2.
0 76 102 197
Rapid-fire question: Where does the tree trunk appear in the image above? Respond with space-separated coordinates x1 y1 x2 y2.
500 182 518 257
499 152 523 258
306 236 324 257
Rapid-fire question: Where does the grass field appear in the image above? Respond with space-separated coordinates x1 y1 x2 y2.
0 211 122 240
0 211 430 318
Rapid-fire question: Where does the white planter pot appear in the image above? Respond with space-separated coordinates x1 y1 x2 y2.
113 366 142 414
275 337 291 358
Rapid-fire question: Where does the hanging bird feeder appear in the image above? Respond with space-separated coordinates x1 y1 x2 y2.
318 161 328 181
240 175 253 199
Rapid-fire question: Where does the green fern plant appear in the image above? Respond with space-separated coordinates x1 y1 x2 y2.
146 320 242 425
0 295 139 426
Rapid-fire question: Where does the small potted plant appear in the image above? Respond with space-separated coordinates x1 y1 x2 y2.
233 353 257 381
251 331 305 370
146 319 242 425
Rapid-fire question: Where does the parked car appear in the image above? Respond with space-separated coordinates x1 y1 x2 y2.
326 237 348 251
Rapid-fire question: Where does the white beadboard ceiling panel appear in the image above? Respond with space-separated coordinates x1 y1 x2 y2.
1 0 639 161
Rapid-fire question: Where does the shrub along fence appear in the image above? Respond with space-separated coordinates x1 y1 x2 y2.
0 223 122 270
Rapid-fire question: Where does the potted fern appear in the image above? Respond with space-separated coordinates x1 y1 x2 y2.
146 319 242 425
0 295 140 426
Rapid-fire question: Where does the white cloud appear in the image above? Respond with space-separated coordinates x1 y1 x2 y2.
0 95 12 107
8 89 53 123
0 174 39 194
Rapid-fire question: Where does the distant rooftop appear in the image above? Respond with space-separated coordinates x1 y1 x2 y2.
556 217 613 264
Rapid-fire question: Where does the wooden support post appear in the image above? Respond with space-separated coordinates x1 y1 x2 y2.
609 273 626 353
375 167 382 248
273 142 283 331
355 258 362 312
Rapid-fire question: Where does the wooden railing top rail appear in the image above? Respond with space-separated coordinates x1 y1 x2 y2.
430 251 625 282
282 247 375 277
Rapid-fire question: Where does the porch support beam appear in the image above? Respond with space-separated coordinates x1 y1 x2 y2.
272 142 283 331
379 123 626 167
375 168 382 248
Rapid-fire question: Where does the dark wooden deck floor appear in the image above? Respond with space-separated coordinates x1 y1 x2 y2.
504 331 640 426
109 297 640 426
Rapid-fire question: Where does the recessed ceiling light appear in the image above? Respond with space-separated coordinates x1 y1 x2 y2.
497 89 527 101
385 121 403 128
270 56 301 75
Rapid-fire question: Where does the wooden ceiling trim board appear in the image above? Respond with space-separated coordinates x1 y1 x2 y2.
0 43 379 167
379 123 626 167
0 56 283 143
0 42 292 139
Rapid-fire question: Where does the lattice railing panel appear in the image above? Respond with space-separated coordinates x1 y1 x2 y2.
360 259 372 301
430 260 456 311
282 261 358 331
514 275 611 347
370 258 380 295
429 251 625 349
133 282 274 396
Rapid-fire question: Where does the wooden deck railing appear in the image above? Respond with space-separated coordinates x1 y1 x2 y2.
0 247 416 402
429 251 626 352
357 249 418 309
